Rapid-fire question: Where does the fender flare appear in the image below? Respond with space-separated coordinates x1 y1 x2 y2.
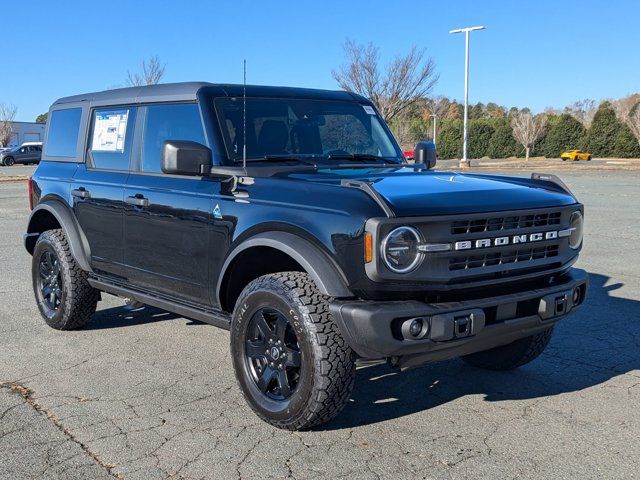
25 200 93 272
216 231 353 302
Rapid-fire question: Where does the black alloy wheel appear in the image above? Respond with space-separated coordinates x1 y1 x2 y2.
230 272 356 430
36 249 63 317
243 307 302 401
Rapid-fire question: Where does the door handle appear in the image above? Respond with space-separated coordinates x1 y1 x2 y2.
71 188 91 199
126 194 150 207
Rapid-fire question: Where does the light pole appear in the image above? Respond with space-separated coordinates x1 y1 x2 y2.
430 114 437 146
449 25 486 168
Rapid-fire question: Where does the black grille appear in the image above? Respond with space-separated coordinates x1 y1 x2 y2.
449 245 560 271
451 212 562 235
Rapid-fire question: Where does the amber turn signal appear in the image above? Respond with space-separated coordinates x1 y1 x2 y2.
364 232 373 263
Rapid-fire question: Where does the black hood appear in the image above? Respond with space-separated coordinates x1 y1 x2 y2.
290 168 577 216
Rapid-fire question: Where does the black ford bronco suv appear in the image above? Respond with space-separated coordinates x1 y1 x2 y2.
25 82 587 430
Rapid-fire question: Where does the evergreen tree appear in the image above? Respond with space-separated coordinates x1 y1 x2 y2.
436 119 463 159
487 121 522 158
468 119 495 158
613 124 640 157
586 102 620 157
538 114 586 157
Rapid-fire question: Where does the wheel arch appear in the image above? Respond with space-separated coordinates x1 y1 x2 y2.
217 231 353 312
25 200 92 272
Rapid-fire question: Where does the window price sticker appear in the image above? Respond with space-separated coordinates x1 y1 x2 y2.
92 110 129 152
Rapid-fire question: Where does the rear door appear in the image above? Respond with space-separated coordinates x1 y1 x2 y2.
25 146 39 163
123 103 219 304
72 107 136 277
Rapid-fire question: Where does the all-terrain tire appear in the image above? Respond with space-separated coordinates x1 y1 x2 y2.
32 229 99 330
461 327 554 371
230 272 356 430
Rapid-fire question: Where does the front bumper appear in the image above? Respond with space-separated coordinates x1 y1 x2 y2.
329 268 588 368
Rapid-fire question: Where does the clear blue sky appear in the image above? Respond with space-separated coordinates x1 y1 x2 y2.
5 0 639 121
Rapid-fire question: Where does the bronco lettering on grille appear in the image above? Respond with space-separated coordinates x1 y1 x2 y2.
454 229 566 251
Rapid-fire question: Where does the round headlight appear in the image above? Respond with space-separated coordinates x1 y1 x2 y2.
568 211 583 249
381 226 423 273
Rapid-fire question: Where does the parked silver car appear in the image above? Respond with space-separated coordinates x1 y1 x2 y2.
0 144 42 166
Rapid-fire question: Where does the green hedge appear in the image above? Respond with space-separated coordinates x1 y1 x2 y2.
431 102 640 159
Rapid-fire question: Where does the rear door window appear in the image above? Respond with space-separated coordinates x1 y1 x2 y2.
89 107 136 171
46 108 82 157
140 103 206 173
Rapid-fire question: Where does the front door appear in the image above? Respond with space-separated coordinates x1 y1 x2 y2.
14 146 29 163
122 103 217 304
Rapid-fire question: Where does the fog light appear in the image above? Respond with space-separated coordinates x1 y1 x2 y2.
401 317 429 340
573 288 581 305
409 318 423 337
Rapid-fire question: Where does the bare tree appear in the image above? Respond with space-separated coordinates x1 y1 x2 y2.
511 111 546 161
126 55 166 86
332 40 439 122
0 103 17 148
423 96 451 122
616 95 640 147
564 99 596 127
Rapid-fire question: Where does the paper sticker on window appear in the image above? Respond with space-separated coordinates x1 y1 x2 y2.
92 110 129 152
362 105 376 115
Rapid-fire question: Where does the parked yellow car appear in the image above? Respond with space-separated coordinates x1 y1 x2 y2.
561 149 592 161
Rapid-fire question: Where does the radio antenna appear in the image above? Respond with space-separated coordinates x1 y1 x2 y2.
242 59 247 169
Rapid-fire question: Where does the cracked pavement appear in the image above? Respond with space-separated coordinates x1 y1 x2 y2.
1 170 639 479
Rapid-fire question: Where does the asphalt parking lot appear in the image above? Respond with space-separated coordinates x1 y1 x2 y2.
1 169 639 479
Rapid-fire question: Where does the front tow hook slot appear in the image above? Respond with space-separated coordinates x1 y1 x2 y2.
429 309 485 342
454 316 472 338
539 290 573 320
555 296 567 315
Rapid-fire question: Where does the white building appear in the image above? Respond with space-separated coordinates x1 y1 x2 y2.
6 121 46 148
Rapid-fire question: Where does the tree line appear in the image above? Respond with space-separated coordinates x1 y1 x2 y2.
390 96 640 159
333 40 640 160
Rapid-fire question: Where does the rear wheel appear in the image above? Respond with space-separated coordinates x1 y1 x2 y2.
461 327 554 370
32 229 99 330
230 272 355 430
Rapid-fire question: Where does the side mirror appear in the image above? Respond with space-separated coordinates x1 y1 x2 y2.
161 140 212 176
414 141 437 169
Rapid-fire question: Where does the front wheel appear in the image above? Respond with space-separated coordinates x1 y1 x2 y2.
230 272 355 430
461 327 554 370
3 156 14 166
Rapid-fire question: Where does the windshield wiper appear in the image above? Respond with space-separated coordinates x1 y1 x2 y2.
258 155 320 167
326 153 401 163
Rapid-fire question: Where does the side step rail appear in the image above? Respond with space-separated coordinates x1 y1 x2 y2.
87 277 231 330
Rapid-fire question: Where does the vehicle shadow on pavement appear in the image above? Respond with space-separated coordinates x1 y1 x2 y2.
325 273 640 430
85 305 181 329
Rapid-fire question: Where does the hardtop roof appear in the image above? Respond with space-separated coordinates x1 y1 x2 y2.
52 82 369 107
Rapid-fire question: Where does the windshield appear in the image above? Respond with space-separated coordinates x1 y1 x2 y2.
214 97 403 162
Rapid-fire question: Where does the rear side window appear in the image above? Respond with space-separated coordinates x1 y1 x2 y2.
46 108 82 157
89 107 136 171
141 103 206 173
